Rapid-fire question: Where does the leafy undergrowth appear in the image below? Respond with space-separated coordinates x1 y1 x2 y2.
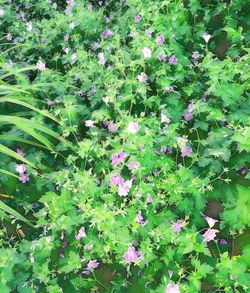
0 0 250 292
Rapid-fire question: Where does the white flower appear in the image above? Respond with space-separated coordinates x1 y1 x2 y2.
127 122 140 134
27 22 33 31
71 53 77 61
69 22 75 29
36 60 46 71
85 120 95 127
202 33 212 43
137 72 148 83
0 8 5 17
142 47 152 58
102 96 110 104
161 113 170 124
98 52 106 65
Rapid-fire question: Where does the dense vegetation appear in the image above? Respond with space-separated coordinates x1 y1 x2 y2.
0 0 250 292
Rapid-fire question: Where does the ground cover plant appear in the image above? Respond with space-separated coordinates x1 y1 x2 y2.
0 0 250 292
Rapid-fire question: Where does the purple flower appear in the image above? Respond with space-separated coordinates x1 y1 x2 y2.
83 259 99 274
91 42 100 51
75 227 86 240
168 55 178 65
109 173 125 187
128 161 140 172
19 172 29 184
111 152 126 167
166 85 174 92
134 15 141 23
158 53 166 61
31 204 39 209
127 122 140 134
187 102 195 112
59 253 65 258
36 60 46 71
15 164 27 174
183 113 193 121
45 99 55 105
192 51 200 59
203 228 219 242
86 243 93 250
137 72 148 83
165 284 180 293
172 220 184 233
62 240 68 248
107 122 117 132
118 180 132 196
147 194 153 204
181 146 192 157
124 247 143 263
101 29 113 39
156 34 165 45
136 211 148 226
219 239 227 245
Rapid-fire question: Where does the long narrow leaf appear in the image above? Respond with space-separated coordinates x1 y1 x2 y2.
0 135 47 149
0 144 36 168
0 200 34 227
0 168 19 179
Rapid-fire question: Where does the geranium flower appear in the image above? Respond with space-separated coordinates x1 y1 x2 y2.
202 33 212 43
161 114 171 123
15 164 27 174
111 152 126 167
118 180 132 196
107 122 117 132
183 113 193 121
136 211 148 226
205 216 218 228
137 72 148 83
142 47 152 58
181 146 192 157
85 120 95 127
83 259 99 274
98 52 106 65
166 85 174 92
75 227 86 240
16 149 25 157
109 173 125 187
128 161 140 172
147 194 153 204
124 247 143 263
165 284 180 293
192 51 200 59
127 122 140 134
203 228 219 242
158 53 166 61
36 60 46 71
156 34 165 45
101 29 113 39
172 220 184 233
19 173 29 184
168 55 178 65
134 15 141 22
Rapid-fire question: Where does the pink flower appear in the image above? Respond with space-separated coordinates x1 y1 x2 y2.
124 247 143 263
15 164 27 174
128 161 140 172
192 51 200 59
177 137 187 145
187 102 195 112
205 216 218 228
172 220 184 233
36 60 46 71
118 180 132 196
136 211 148 226
75 227 86 240
83 259 99 274
203 228 219 242
101 29 113 39
147 194 153 204
168 55 178 65
145 29 152 37
183 113 193 121
165 284 180 293
137 72 148 83
107 122 117 132
111 152 126 167
161 114 170 123
86 243 93 250
85 120 95 127
142 47 152 58
109 173 125 187
156 35 165 45
71 53 77 61
158 53 166 61
127 122 140 134
134 15 141 22
16 149 25 157
19 173 29 184
181 146 192 157
45 236 51 243
202 33 212 43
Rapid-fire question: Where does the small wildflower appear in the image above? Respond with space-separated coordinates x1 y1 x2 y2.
118 180 132 196
219 239 227 245
147 194 153 204
161 114 170 124
136 211 148 226
172 220 184 233
181 146 192 157
137 72 148 83
203 228 219 242
205 216 218 228
166 85 174 92
69 22 75 29
202 33 212 43
85 120 95 127
128 161 140 172
16 149 25 157
75 227 86 240
111 152 126 167
36 60 46 71
19 173 29 184
168 55 178 65
183 113 193 121
134 15 141 23
145 29 152 38
156 34 165 45
127 122 140 134
107 122 117 132
101 29 113 39
192 51 200 59
15 164 27 174
109 173 125 187
165 284 180 293
142 47 152 58
98 52 106 65
124 247 143 263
